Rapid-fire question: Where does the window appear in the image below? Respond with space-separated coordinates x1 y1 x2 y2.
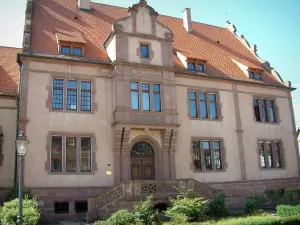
61 46 71 55
140 45 149 58
192 139 224 172
253 97 277 123
52 79 92 111
249 71 262 80
73 47 82 56
55 202 69 214
81 81 91 111
197 64 204 72
50 135 93 173
188 91 220 120
188 62 196 71
130 82 162 112
67 81 77 110
187 61 205 72
258 140 283 169
52 79 64 109
75 201 88 213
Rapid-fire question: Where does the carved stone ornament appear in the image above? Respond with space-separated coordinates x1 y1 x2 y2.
128 0 159 16
113 24 123 34
129 69 162 77
0 127 4 166
164 32 174 40
131 114 166 124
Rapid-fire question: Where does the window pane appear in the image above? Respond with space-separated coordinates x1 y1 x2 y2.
209 93 216 101
61 46 70 55
193 141 201 170
189 92 196 100
197 64 204 71
261 99 268 122
140 45 149 58
67 81 77 110
131 82 139 110
81 137 91 172
73 47 82 56
199 93 206 100
52 79 64 109
210 102 218 119
131 82 138 90
51 136 62 172
275 142 282 168
142 93 150 111
268 100 276 122
81 81 91 111
249 72 254 79
189 100 197 118
153 84 160 92
213 141 222 170
267 142 274 168
187 63 195 71
66 137 77 172
253 98 261 122
199 93 207 119
259 142 266 168
154 93 161 112
255 73 262 79
203 141 212 170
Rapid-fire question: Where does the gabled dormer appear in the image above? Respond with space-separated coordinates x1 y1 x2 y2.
104 0 174 67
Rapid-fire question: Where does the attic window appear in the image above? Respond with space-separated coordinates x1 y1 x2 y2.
73 47 82 56
187 61 205 72
249 71 262 80
61 46 71 55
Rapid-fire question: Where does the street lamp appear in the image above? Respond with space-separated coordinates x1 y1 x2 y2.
15 131 29 225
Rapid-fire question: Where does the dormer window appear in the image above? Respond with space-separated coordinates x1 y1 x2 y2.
61 46 71 55
73 47 82 56
197 64 204 72
249 70 262 80
140 45 149 58
188 62 196 70
187 61 205 72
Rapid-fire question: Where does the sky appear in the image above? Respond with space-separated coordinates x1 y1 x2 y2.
0 0 299 127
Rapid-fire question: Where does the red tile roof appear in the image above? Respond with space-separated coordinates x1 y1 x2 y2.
29 0 284 87
0 46 21 94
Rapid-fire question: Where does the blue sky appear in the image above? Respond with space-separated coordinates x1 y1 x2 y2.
0 0 299 127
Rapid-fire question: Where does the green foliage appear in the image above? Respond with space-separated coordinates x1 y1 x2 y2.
277 205 300 217
245 194 265 214
0 196 40 225
265 189 285 205
100 210 135 225
165 212 188 224
166 190 208 222
207 192 228 218
133 195 158 225
93 221 103 225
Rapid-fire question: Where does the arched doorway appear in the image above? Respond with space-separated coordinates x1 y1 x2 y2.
131 141 155 180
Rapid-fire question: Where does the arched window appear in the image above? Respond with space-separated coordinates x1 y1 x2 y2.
131 142 153 157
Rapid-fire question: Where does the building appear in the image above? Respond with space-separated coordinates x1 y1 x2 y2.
0 0 300 222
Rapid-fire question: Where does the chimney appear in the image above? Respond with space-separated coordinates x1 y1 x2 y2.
78 0 91 11
183 8 192 34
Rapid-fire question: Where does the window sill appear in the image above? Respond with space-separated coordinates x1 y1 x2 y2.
50 109 94 114
190 117 222 122
193 169 226 173
49 172 95 175
260 168 285 171
255 121 280 125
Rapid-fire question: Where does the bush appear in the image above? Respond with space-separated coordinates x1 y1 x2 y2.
245 194 265 214
100 210 135 225
133 195 158 225
0 196 40 225
213 216 300 225
207 192 228 217
277 205 300 217
265 189 285 205
166 190 208 222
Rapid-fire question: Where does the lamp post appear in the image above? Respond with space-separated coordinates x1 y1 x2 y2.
15 131 29 225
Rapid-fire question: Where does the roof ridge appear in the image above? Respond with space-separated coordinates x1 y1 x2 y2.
0 46 22 50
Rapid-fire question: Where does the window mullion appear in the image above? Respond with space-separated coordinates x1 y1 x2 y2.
200 140 205 171
78 81 81 111
210 141 216 171
271 141 277 168
62 136 66 172
77 136 81 173
206 93 211 119
264 141 269 168
139 82 142 111
150 83 154 112
63 78 67 110
196 92 201 118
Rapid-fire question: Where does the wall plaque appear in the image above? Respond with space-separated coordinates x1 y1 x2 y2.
129 69 162 77
131 114 166 124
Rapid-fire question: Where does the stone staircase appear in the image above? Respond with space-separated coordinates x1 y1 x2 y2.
87 179 215 222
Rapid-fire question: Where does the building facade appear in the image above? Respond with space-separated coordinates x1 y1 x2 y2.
1 0 300 221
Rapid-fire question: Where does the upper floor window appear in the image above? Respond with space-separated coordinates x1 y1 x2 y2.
73 47 82 56
52 79 92 112
187 61 205 72
61 46 71 55
253 97 277 123
131 82 161 112
188 91 219 120
192 139 224 172
51 135 92 173
258 140 283 169
249 71 262 80
140 45 149 58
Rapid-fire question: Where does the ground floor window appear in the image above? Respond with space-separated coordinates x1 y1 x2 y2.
258 140 284 169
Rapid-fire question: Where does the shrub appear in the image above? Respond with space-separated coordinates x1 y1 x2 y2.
0 196 40 225
100 210 135 225
277 205 300 217
166 190 208 222
165 212 188 224
265 189 285 205
245 194 265 214
133 195 158 225
207 192 228 217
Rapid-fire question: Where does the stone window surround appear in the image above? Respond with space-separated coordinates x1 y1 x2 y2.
190 137 227 173
257 139 285 171
130 80 163 113
252 95 280 124
136 41 154 65
187 58 207 72
46 75 97 114
187 88 223 121
58 42 85 57
0 126 3 166
45 131 98 175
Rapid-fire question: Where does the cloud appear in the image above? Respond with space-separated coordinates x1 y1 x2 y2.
294 84 300 87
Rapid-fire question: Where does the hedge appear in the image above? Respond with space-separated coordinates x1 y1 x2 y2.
277 205 300 217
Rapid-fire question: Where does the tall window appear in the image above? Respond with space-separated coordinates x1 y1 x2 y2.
153 84 161 112
253 97 277 123
52 79 64 109
258 140 283 169
188 91 220 120
81 81 91 111
131 82 139 110
67 81 77 110
140 45 149 58
50 135 93 173
192 139 224 172
130 82 162 112
52 79 92 111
